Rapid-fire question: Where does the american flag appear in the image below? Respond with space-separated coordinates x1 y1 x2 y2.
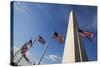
78 29 93 40
21 40 32 53
38 35 46 45
20 40 32 62
53 32 64 44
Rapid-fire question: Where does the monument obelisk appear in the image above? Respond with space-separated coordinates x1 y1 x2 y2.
62 11 88 63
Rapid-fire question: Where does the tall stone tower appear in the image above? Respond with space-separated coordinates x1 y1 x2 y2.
62 11 88 63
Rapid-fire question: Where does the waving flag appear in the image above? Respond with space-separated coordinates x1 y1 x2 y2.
53 32 64 44
21 40 32 56
21 43 28 54
38 35 46 44
27 40 32 49
20 40 32 63
78 29 93 40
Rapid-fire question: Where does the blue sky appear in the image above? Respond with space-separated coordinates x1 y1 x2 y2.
12 1 97 65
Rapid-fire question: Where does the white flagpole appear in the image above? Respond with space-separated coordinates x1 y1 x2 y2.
14 49 21 58
38 36 52 65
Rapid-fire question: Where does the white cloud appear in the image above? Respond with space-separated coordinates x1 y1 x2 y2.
45 55 61 62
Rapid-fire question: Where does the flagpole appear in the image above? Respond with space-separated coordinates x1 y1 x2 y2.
14 50 21 60
38 36 52 65
15 48 30 65
37 43 49 65
16 55 23 65
14 37 35 58
14 36 38 60
15 39 37 65
14 49 21 58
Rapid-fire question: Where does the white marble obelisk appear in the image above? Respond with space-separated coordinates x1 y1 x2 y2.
62 11 88 63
